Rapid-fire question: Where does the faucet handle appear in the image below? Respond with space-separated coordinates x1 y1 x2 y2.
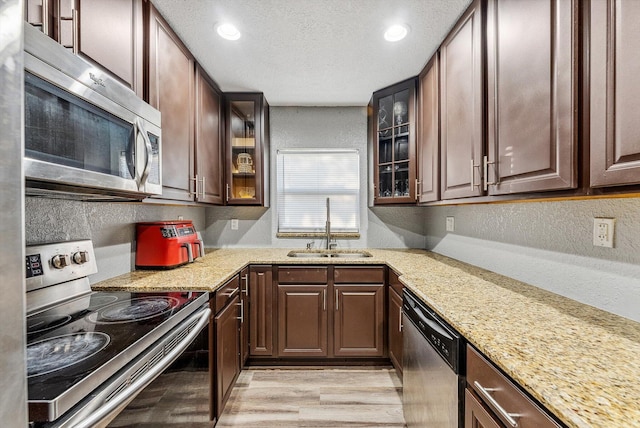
328 239 338 250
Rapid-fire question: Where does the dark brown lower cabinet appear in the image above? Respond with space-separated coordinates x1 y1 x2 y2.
213 284 241 419
249 265 274 356
466 345 561 428
212 275 242 418
269 265 387 360
333 284 385 357
277 284 328 357
388 286 403 374
465 388 502 428
240 267 250 366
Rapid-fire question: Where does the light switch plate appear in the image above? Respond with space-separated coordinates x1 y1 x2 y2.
446 216 455 232
231 219 239 230
593 217 615 248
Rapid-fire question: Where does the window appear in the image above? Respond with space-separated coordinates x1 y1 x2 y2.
277 149 360 233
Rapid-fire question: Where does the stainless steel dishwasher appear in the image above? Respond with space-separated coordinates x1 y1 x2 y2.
402 289 465 428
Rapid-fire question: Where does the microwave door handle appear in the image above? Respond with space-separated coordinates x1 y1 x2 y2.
135 118 153 189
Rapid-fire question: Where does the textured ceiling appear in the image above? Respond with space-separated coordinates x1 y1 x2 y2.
151 0 471 106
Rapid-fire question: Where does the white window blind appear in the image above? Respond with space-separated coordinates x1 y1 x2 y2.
277 149 360 233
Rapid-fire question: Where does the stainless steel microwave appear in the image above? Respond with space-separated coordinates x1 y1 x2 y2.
23 23 162 199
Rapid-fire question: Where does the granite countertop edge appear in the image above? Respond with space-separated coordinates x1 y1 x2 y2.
91 247 640 428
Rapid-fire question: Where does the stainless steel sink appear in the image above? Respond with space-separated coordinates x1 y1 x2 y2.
286 250 373 258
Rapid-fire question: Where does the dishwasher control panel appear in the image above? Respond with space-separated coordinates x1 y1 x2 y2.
403 290 463 373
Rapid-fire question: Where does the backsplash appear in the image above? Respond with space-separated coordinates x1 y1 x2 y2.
25 197 205 283
423 197 640 322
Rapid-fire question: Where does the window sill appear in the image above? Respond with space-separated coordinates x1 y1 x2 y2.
276 232 361 239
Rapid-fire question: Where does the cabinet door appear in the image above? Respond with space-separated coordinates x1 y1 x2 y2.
590 0 640 187
440 0 484 200
240 268 250 367
25 0 54 37
486 0 577 195
388 287 403 375
334 284 385 357
465 389 503 428
147 4 195 201
195 65 224 204
225 93 269 206
277 284 328 357
417 54 440 203
373 78 417 204
249 265 274 356
76 0 144 96
215 294 240 419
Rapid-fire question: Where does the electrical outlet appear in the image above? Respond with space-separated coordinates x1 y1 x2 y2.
593 218 615 248
446 216 455 232
231 219 239 230
177 215 184 221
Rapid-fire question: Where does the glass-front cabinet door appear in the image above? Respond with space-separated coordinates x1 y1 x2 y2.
372 78 417 204
225 93 270 206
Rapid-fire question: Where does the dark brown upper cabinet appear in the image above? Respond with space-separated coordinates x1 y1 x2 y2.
590 0 640 187
439 0 484 200
147 3 195 202
26 0 144 97
224 93 270 206
372 78 418 204
486 0 577 195
195 65 224 204
417 54 440 203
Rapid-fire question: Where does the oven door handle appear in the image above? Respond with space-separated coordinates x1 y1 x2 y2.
73 307 211 428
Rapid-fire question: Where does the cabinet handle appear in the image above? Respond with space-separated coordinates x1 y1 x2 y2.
415 179 420 201
42 0 49 35
200 176 206 199
237 302 244 322
470 159 481 191
224 287 240 298
399 310 403 332
72 9 78 54
335 290 339 311
483 155 497 191
323 290 326 311
473 381 520 427
226 183 230 202
241 274 249 295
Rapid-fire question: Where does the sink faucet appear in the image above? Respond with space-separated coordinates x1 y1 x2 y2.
325 197 331 250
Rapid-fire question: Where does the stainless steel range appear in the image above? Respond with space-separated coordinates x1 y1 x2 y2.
26 240 210 427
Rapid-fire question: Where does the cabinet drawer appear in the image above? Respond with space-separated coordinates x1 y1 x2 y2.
388 269 403 295
467 346 561 428
215 275 240 313
334 266 384 284
278 266 328 284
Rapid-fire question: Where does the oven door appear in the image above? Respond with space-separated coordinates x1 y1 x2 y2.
40 306 210 428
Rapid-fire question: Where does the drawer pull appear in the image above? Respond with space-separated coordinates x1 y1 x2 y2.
473 381 520 427
224 287 240 298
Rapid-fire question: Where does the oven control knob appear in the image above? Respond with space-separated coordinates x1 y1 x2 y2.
51 254 71 269
72 251 90 264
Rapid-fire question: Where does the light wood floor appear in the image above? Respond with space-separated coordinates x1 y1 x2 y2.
217 367 406 427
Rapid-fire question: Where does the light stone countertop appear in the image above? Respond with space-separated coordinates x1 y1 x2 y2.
92 248 640 428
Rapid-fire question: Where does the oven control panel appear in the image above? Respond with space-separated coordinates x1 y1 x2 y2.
26 240 98 293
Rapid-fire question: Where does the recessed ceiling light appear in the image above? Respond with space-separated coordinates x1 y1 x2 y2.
217 23 241 41
384 24 409 42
